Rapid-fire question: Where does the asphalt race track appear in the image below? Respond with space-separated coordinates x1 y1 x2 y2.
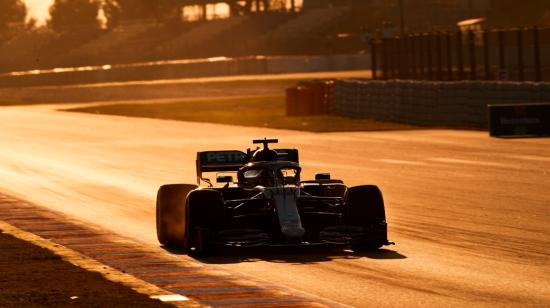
0 104 549 307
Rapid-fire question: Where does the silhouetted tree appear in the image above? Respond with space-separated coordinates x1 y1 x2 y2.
115 0 180 21
227 0 295 16
25 17 37 31
102 0 120 29
157 0 181 21
0 0 27 34
48 0 100 33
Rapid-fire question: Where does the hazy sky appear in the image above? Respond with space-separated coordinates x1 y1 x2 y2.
24 0 54 25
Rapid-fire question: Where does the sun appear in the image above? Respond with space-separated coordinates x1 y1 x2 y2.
23 0 54 25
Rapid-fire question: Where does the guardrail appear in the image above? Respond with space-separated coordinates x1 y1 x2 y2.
331 79 550 129
0 54 370 88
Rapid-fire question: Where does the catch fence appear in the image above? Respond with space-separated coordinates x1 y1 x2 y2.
371 26 550 82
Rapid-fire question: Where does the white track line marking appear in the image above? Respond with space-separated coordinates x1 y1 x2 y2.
428 157 514 168
375 159 427 166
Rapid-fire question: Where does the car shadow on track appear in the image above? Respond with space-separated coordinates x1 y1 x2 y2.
163 246 406 264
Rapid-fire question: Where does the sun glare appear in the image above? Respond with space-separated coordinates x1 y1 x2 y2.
23 0 54 25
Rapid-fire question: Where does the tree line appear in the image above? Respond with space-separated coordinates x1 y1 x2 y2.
1 0 549 37
1 0 297 35
1 0 187 35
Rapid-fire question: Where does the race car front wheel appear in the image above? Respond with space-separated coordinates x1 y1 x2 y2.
185 189 225 255
156 184 198 248
345 185 388 250
345 185 386 224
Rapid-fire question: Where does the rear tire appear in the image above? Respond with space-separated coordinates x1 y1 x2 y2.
345 185 387 251
156 184 197 248
185 189 225 256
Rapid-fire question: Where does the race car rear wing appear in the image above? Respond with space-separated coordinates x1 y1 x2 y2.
196 150 246 184
196 149 299 185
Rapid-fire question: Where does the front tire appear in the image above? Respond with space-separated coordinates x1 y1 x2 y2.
185 189 225 256
345 185 388 251
156 184 197 248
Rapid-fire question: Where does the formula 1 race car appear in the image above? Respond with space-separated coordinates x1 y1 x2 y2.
156 138 392 255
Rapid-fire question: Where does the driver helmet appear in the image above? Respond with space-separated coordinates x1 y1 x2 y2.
250 148 279 162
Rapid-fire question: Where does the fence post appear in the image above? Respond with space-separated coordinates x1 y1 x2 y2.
392 37 401 79
498 30 505 70
387 38 393 79
517 28 524 81
446 32 453 81
436 32 443 81
469 30 476 80
457 30 464 80
389 38 395 79
418 34 425 79
381 39 388 79
533 26 542 82
483 30 491 80
371 40 378 80
410 35 417 79
427 33 433 80
396 37 403 79
400 36 411 79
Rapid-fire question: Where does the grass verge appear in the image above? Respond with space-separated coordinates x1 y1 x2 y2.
66 95 416 132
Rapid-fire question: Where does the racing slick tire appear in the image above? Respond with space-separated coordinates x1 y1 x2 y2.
345 185 387 250
185 189 225 256
156 184 198 248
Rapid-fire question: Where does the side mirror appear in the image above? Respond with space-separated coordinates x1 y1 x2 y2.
216 175 233 183
315 173 331 181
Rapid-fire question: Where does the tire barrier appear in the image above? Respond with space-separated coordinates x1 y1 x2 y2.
285 87 300 116
286 81 333 116
331 79 550 128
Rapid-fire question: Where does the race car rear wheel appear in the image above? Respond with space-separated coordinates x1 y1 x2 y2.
185 189 225 255
345 185 387 250
156 184 198 248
